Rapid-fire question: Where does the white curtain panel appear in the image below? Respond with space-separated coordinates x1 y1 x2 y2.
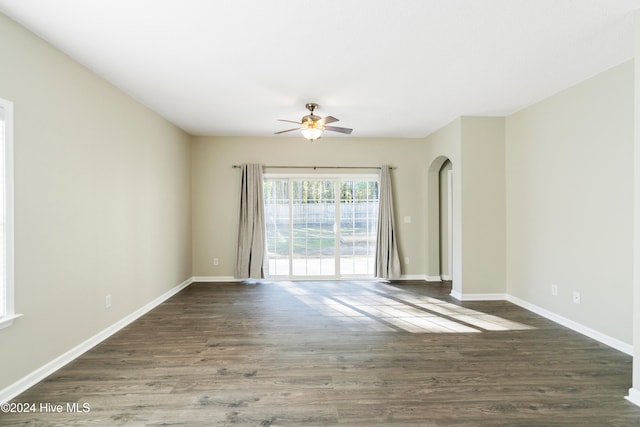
234 163 267 279
375 165 401 279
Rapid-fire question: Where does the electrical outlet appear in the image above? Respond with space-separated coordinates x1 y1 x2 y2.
572 291 581 304
551 284 558 296
105 295 112 308
213 258 219 266
404 256 410 265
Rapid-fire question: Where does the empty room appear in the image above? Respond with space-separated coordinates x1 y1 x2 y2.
2 1 640 425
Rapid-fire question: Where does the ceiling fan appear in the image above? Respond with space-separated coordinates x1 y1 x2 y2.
275 103 353 141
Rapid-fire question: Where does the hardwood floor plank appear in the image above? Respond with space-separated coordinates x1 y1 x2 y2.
2 280 640 426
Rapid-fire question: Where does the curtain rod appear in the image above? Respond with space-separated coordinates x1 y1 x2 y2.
232 165 394 170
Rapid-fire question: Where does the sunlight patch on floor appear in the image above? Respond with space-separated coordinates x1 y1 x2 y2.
274 281 534 334
369 282 534 332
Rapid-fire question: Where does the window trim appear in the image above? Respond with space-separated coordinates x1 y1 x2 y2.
0 97 19 330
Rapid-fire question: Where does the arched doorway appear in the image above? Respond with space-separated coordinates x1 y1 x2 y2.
439 160 453 281
426 156 453 283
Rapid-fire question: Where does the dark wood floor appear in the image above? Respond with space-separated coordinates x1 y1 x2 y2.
3 280 640 426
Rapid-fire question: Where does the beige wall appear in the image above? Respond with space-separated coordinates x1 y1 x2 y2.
0 13 192 390
460 117 506 295
632 12 640 398
191 136 426 279
424 117 506 297
506 60 634 344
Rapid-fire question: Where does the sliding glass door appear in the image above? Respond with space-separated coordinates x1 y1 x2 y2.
264 175 378 279
338 179 379 275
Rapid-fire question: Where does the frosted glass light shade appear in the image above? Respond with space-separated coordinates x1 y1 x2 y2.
300 127 323 141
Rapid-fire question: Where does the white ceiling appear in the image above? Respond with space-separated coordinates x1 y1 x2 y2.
1 0 639 138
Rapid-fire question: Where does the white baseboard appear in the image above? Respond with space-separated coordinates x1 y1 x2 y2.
450 291 507 301
626 388 640 407
440 275 451 281
0 277 193 404
399 275 428 281
192 276 238 282
506 294 633 356
426 275 442 282
458 293 508 301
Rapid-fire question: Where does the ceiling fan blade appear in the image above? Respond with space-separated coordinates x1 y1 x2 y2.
324 125 353 135
274 127 301 134
318 115 339 125
277 119 302 125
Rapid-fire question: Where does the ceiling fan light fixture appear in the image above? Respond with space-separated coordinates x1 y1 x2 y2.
301 126 323 141
276 103 352 140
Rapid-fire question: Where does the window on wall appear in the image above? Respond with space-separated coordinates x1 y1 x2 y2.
0 97 16 329
263 175 379 279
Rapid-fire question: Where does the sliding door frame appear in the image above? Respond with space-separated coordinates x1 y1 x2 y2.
264 173 379 280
